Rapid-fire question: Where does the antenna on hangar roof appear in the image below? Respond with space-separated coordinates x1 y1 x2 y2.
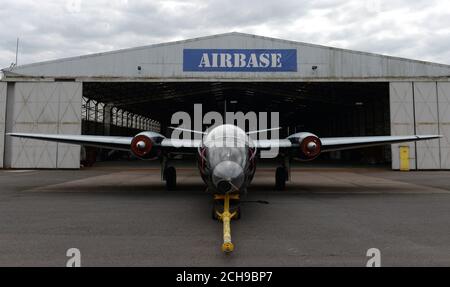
14 37 19 67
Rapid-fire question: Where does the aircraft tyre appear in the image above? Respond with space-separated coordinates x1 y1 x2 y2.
275 166 287 191
165 166 176 190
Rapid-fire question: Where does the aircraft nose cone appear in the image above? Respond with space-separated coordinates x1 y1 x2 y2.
212 161 245 193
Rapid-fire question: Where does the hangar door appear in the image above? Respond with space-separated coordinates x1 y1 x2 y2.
389 82 417 169
438 82 450 169
390 81 448 170
414 82 440 169
4 82 82 168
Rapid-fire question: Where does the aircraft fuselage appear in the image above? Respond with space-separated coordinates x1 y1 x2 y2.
198 124 256 194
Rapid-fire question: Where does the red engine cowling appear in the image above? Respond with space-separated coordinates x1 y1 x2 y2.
130 134 158 159
296 133 322 161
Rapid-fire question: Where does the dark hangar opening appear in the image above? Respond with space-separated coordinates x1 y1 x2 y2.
82 82 390 165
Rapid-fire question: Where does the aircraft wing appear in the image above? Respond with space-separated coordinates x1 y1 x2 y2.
6 132 202 153
320 135 441 152
8 132 441 154
255 139 293 149
254 135 441 152
159 138 202 153
160 138 202 148
6 132 133 151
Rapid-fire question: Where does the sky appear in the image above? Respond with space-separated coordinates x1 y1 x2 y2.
0 0 450 69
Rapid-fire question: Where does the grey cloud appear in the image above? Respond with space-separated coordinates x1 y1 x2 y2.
0 0 449 68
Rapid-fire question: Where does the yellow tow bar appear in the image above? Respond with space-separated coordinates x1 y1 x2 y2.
215 193 239 254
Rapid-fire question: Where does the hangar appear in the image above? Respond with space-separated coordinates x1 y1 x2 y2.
0 32 450 170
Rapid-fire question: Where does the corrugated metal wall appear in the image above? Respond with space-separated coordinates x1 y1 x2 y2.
414 83 440 169
438 82 450 169
3 82 82 168
0 82 6 168
390 82 417 170
7 33 450 80
391 81 449 170
55 82 83 168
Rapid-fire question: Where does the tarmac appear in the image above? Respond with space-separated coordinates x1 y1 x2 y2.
0 161 449 266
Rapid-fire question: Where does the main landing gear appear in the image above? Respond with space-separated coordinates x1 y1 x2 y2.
164 166 176 190
161 155 177 190
275 166 288 191
275 156 290 191
164 166 177 190
212 193 240 254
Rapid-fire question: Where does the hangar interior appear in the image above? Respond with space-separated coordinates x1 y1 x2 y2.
1 32 449 170
82 81 390 164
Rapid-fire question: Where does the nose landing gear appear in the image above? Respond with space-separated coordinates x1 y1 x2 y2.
213 193 240 254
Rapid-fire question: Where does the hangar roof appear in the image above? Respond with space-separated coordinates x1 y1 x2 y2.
3 32 450 81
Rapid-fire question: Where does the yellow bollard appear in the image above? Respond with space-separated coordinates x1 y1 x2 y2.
399 146 410 171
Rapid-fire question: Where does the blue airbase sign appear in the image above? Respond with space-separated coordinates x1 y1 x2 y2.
183 49 297 72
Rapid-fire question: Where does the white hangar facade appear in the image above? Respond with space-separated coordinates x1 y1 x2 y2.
1 32 450 169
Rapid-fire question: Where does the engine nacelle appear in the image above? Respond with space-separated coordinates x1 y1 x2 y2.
130 132 160 159
290 132 322 161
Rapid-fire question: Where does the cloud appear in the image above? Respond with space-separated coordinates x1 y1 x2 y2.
0 0 449 68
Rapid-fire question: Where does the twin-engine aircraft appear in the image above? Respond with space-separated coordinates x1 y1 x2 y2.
7 125 440 253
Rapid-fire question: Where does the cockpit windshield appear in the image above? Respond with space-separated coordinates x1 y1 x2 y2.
203 125 251 169
207 145 246 168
